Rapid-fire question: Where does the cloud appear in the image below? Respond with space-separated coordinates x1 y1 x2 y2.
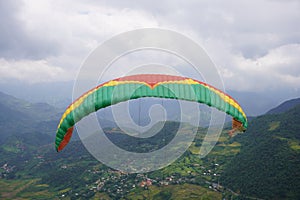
218 44 300 92
0 0 61 59
18 0 159 59
0 0 160 83
0 58 72 83
0 0 299 95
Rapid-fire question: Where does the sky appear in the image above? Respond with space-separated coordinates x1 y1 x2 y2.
0 0 300 114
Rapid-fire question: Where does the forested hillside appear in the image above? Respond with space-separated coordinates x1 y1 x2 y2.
221 104 300 199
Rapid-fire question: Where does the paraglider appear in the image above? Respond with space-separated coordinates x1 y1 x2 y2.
55 74 247 152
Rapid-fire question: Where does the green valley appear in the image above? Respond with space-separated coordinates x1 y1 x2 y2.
0 92 299 199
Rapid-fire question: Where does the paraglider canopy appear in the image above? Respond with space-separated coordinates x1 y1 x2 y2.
55 74 247 152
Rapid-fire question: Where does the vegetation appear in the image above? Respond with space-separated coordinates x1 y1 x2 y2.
126 184 222 200
0 92 300 199
220 105 300 199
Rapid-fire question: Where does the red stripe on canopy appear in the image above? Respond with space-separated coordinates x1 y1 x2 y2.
116 74 187 87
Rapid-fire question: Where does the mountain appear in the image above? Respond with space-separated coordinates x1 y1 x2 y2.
95 97 213 128
226 89 300 116
266 97 300 114
220 103 300 199
0 91 59 143
1 92 300 199
0 91 60 121
0 92 60 181
0 81 73 108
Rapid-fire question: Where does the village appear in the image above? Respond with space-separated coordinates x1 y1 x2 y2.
61 160 224 199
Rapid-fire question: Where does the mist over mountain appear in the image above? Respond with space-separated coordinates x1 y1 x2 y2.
266 97 300 114
0 81 73 108
228 89 300 116
1 81 299 116
0 91 60 142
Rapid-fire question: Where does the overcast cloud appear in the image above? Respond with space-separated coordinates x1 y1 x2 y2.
0 0 299 95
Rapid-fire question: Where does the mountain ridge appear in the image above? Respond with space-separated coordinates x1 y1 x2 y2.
266 97 300 114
